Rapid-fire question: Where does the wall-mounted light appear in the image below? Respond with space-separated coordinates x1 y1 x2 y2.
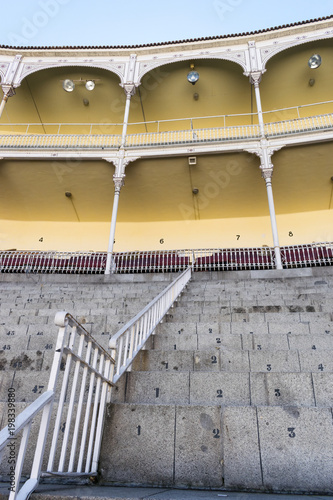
309 78 315 87
62 78 99 92
62 79 75 92
308 54 322 69
85 80 95 91
65 191 72 197
192 188 199 195
187 63 199 85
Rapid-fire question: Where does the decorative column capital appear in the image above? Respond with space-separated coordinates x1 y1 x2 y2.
244 143 284 179
113 175 125 194
120 82 136 97
249 71 263 85
1 85 16 98
261 167 274 181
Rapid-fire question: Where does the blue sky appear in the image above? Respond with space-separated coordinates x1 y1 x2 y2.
1 0 332 47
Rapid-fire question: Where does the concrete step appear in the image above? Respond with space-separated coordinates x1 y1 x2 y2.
99 403 333 492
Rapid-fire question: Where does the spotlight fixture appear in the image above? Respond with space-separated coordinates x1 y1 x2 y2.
65 191 72 197
192 188 199 195
61 78 100 92
85 80 95 91
308 54 322 69
63 79 75 92
187 63 199 85
83 98 89 106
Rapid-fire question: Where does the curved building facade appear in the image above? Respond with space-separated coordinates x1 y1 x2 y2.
0 16 332 271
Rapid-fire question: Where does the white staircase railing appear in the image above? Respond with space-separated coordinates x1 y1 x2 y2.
109 266 191 383
0 266 191 499
0 311 116 500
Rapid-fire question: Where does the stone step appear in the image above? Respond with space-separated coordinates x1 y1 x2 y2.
99 403 333 491
132 349 333 374
165 311 332 324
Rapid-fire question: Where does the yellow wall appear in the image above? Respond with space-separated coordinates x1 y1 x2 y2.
1 210 332 252
127 59 254 134
261 40 333 123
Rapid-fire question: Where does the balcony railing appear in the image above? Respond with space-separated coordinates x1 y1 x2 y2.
0 244 332 274
0 133 121 149
0 100 332 150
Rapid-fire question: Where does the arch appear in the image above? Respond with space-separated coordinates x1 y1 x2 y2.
137 52 247 85
261 29 333 70
18 62 125 86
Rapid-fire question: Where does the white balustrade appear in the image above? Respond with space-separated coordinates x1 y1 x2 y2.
0 245 332 274
0 111 331 149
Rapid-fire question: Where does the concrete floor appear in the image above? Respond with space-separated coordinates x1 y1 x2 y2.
1 483 333 500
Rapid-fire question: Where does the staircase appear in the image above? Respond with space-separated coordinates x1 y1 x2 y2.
1 268 333 496
99 268 333 494
0 274 169 486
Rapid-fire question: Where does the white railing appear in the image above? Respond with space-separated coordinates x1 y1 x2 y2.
0 245 332 274
264 113 333 137
281 243 333 268
192 247 275 271
125 124 260 147
0 112 331 150
0 250 107 274
0 312 116 499
0 134 121 149
109 266 191 383
1 99 333 136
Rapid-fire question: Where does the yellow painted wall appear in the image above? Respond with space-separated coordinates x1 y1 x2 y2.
1 210 332 252
127 59 254 134
261 40 333 123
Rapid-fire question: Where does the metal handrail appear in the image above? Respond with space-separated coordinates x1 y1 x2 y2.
1 99 333 134
109 266 191 383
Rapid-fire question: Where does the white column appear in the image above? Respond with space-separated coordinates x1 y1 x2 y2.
121 85 135 146
105 173 125 275
261 166 283 270
250 72 265 138
104 83 136 275
246 143 284 270
248 61 283 269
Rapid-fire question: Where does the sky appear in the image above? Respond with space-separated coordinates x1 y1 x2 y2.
0 0 332 48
